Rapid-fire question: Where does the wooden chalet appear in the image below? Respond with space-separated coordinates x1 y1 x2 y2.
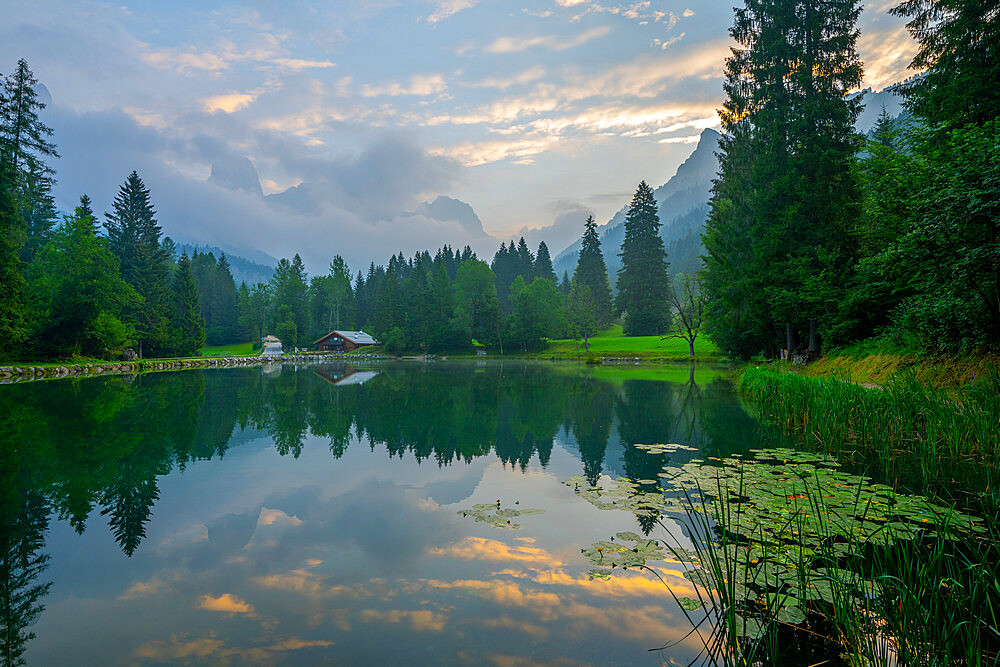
313 330 379 353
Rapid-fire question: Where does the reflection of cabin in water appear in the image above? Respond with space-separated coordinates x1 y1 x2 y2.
313 330 379 352
313 367 379 386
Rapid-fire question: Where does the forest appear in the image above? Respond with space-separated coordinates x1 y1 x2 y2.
0 0 997 362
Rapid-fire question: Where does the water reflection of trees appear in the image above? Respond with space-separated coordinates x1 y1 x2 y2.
0 362 776 658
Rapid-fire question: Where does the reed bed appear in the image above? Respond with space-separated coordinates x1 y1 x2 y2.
736 367 1000 496
721 367 1000 664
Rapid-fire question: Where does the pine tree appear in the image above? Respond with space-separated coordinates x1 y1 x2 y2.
534 241 556 282
703 0 864 357
891 0 1000 127
104 171 172 357
572 215 614 327
491 242 519 316
0 60 58 176
28 194 139 357
171 254 204 356
19 162 57 262
0 152 26 357
515 237 534 280
0 60 59 263
210 254 238 343
616 182 670 335
269 254 310 348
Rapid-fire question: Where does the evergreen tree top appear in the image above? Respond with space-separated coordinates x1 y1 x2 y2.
0 59 59 178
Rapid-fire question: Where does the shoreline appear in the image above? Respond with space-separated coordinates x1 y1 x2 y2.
0 352 387 384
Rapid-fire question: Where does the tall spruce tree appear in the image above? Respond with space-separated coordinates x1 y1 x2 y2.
891 0 1000 127
171 253 205 356
616 182 671 335
104 171 172 357
703 0 863 357
534 241 556 282
269 255 309 348
0 60 59 263
0 60 58 178
0 152 26 357
572 215 614 327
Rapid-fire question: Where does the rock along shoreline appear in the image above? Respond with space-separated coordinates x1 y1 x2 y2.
0 353 387 385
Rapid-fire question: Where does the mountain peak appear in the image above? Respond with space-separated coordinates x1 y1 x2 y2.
208 155 263 198
414 195 486 237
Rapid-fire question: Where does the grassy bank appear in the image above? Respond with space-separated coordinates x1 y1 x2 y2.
796 339 999 388
200 341 256 357
536 325 722 361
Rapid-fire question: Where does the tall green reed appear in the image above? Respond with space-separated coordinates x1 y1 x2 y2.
736 368 1000 496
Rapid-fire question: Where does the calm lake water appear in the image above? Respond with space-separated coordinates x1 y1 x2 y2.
0 361 783 666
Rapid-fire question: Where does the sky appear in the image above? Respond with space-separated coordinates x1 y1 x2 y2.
1 0 916 272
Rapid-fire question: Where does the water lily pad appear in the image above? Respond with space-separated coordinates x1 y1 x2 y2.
457 503 545 530
677 597 704 611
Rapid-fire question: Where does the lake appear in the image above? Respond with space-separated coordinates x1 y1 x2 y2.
1 360 784 665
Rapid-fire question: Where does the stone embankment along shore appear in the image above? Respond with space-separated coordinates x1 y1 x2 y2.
0 353 384 384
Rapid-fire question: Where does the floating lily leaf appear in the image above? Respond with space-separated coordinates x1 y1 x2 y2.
633 442 698 455
776 604 807 625
677 597 704 611
457 504 545 530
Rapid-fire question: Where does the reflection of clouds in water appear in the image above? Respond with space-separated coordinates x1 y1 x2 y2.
198 593 256 615
132 633 335 663
429 536 560 565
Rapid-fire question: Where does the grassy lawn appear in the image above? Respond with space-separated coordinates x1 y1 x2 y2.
200 341 256 357
541 325 722 361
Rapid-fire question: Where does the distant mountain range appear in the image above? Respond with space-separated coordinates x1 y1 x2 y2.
552 85 906 286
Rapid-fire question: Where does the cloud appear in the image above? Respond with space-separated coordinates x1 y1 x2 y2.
427 0 478 24
484 26 611 54
470 66 548 90
202 92 258 114
361 74 448 97
270 58 336 70
657 134 701 144
142 48 229 74
118 577 168 600
858 24 917 89
432 136 561 166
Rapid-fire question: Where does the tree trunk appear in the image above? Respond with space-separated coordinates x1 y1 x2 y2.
785 323 795 356
808 319 819 354
688 338 695 359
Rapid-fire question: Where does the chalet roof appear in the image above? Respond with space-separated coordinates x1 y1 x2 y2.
313 330 380 346
262 335 281 343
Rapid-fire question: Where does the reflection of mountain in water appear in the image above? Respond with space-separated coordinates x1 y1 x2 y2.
0 362 783 656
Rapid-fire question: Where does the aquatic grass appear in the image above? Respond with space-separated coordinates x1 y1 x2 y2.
736 368 1000 495
571 448 997 664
